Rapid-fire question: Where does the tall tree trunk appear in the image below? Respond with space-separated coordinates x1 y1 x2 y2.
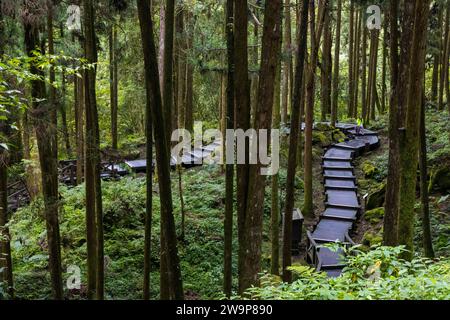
361 20 368 122
234 0 251 294
320 0 332 121
109 23 119 150
83 0 104 299
419 91 434 259
75 75 84 184
159 2 166 89
184 11 194 133
24 17 63 300
271 8 282 275
331 0 341 126
367 29 379 123
381 14 388 113
137 0 184 300
444 4 450 112
352 9 361 119
384 0 400 246
431 7 443 104
303 0 326 217
176 6 186 130
439 4 449 110
223 0 234 297
281 0 292 125
282 0 309 283
348 1 355 117
398 0 430 260
60 70 71 157
162 0 175 141
240 0 282 292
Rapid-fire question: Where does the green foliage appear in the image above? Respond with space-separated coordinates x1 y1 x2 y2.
9 165 241 299
245 246 450 300
364 207 385 225
361 161 378 179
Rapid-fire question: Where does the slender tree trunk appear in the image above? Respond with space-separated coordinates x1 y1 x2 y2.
303 0 325 217
176 6 186 130
24 18 63 300
271 9 282 275
419 91 434 259
241 0 282 292
184 12 194 133
234 0 251 294
398 0 430 260
348 1 355 117
109 23 119 150
282 0 309 283
162 0 175 141
223 0 234 297
352 9 361 119
159 2 166 89
282 0 292 125
331 0 341 126
439 4 449 110
75 75 84 184
431 7 443 104
141 0 154 301
361 22 368 122
320 0 332 121
381 15 388 113
384 0 400 246
367 29 379 123
444 4 450 111
61 70 71 157
83 0 104 299
137 0 184 300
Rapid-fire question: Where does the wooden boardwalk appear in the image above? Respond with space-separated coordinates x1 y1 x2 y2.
306 124 380 277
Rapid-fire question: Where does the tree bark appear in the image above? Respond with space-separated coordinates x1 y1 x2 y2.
223 0 234 298
24 18 63 300
303 0 326 217
137 0 184 300
320 0 332 121
83 0 104 299
240 0 282 292
361 19 368 122
281 0 292 125
282 0 309 283
398 0 430 260
348 1 355 117
419 91 434 259
234 0 251 294
439 4 449 110
331 0 341 126
109 23 119 150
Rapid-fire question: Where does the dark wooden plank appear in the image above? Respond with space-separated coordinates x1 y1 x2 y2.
326 189 359 208
322 207 358 221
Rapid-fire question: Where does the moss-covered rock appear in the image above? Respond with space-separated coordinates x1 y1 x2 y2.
362 230 383 247
366 183 386 210
315 123 332 132
430 166 450 192
332 129 347 143
362 161 379 179
312 131 332 147
364 207 385 225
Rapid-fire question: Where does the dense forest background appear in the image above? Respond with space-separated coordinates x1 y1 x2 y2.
1 0 450 300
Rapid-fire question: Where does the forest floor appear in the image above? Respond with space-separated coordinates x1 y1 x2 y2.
7 109 450 299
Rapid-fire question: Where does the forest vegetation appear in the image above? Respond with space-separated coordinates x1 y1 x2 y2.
0 0 450 300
